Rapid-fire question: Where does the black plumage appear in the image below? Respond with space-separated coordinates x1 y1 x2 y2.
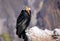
16 10 31 41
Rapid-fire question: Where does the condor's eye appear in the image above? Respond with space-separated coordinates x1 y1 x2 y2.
57 1 60 10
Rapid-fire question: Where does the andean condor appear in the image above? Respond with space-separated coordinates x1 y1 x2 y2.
16 6 31 41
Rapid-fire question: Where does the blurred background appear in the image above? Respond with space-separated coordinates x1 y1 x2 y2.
0 0 60 41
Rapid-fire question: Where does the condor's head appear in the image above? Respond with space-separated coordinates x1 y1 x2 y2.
25 6 31 15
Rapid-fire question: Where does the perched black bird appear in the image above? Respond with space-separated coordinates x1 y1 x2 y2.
16 7 31 41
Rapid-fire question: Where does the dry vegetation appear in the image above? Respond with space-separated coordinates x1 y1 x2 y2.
31 35 60 41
